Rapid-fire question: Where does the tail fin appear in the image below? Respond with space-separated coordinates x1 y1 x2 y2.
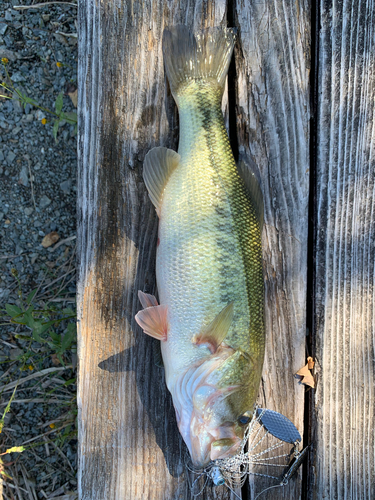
162 25 236 96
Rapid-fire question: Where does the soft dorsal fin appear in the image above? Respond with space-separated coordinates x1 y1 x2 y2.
143 147 180 215
237 154 264 228
193 303 234 353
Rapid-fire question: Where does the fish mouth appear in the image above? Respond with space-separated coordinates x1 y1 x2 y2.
190 416 242 467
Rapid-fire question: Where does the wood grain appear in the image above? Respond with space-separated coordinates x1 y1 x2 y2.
234 1 310 498
314 0 375 498
77 1 241 498
77 0 310 498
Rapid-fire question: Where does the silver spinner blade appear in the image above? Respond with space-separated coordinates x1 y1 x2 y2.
256 408 301 444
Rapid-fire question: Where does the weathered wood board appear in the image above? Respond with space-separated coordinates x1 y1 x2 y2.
234 1 310 498
314 0 375 498
77 0 309 498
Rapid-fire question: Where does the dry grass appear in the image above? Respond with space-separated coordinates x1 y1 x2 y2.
1 247 78 499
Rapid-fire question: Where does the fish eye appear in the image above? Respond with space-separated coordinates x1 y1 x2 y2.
238 411 252 426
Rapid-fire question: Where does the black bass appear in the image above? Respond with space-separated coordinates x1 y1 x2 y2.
136 25 265 467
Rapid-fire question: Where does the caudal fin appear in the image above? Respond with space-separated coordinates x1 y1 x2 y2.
162 25 236 96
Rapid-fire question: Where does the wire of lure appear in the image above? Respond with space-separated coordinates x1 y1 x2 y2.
186 406 309 498
253 444 310 500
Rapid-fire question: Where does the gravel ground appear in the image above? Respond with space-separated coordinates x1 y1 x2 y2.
0 1 78 498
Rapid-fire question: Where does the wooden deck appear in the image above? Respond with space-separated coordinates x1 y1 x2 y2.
76 0 374 498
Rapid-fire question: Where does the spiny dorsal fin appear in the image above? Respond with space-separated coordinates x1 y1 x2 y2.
193 303 234 353
143 147 180 215
237 154 264 228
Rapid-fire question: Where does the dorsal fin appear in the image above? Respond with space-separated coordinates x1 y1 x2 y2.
237 153 264 228
143 147 180 215
193 303 234 353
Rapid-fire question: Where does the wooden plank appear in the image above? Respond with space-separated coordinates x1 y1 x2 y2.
234 1 310 498
77 1 240 499
314 0 375 498
77 0 311 498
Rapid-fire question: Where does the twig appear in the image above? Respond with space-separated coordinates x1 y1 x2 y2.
48 297 76 303
55 31 77 38
50 440 74 472
0 366 72 392
37 268 75 294
3 480 28 494
13 2 77 10
0 361 17 380
49 235 76 252
9 465 25 499
24 156 36 210
0 255 18 260
0 397 71 406
20 465 37 500
20 421 73 445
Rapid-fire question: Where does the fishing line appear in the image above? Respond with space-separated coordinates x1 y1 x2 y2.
253 483 284 500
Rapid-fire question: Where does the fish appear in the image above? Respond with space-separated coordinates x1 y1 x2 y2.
135 25 265 467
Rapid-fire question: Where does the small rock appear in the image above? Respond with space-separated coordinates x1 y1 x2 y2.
12 99 23 114
0 24 8 36
10 72 25 83
12 126 21 136
5 11 12 22
41 231 59 248
0 151 4 162
35 110 46 121
6 151 16 164
10 348 23 360
25 114 33 122
24 207 34 216
60 179 71 194
0 46 18 62
19 165 29 186
39 195 51 208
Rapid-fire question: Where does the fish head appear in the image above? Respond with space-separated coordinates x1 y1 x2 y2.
173 346 260 467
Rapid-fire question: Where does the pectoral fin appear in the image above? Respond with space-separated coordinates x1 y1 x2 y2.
135 304 168 341
138 290 158 308
193 303 234 353
143 147 180 215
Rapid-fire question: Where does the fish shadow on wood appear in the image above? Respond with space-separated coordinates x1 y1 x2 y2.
96 132 188 479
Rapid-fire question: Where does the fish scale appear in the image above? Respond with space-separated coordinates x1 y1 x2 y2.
136 26 265 466
158 81 264 384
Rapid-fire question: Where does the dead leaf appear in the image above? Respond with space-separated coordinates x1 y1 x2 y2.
296 362 315 388
307 356 315 370
51 354 61 366
68 89 78 107
41 232 60 248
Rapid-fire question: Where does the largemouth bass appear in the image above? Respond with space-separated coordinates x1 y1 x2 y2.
135 25 265 467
